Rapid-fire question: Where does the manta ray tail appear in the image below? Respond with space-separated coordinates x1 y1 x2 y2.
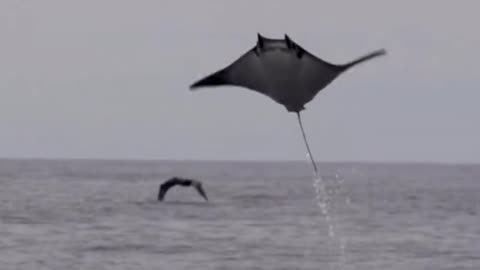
296 112 319 174
342 49 387 70
190 69 228 89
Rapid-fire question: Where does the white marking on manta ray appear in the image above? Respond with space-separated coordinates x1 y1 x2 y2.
190 33 386 173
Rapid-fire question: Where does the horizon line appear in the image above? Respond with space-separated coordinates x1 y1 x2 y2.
0 156 478 166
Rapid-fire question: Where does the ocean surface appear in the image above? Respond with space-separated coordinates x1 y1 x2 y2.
0 159 479 270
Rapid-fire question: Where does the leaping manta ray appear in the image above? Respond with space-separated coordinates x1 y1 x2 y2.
190 33 386 173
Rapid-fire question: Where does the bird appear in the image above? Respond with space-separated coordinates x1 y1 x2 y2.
158 177 208 202
190 33 386 173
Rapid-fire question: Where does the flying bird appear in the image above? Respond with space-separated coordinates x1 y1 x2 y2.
158 177 208 202
190 33 386 173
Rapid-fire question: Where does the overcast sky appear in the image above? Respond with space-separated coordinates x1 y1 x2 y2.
0 1 479 163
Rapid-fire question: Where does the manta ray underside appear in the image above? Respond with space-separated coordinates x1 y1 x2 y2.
191 33 386 113
190 33 386 173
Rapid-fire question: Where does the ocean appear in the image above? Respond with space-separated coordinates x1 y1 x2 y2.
0 159 479 270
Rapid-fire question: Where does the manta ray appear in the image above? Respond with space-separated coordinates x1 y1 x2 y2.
190 33 386 173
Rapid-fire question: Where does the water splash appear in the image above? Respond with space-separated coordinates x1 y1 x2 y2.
310 161 349 270
296 114 349 269
313 174 335 239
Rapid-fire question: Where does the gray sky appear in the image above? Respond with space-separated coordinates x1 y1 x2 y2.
0 1 479 163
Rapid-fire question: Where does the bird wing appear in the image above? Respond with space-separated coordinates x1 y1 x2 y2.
194 184 208 201
158 178 179 201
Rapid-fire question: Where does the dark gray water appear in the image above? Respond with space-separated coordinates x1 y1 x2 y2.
0 160 479 270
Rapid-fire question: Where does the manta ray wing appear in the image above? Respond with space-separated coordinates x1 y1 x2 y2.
296 49 344 106
190 47 271 99
190 35 309 107
223 48 271 94
291 40 386 109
